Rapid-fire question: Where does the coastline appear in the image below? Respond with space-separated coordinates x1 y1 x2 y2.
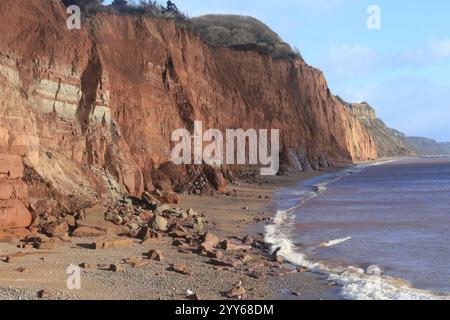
0 170 342 300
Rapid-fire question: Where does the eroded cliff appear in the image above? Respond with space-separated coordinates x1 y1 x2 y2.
343 100 411 158
0 0 377 232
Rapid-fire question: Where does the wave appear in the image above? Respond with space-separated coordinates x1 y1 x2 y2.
264 161 450 300
319 237 352 248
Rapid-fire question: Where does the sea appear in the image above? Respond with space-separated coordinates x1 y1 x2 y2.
265 157 450 300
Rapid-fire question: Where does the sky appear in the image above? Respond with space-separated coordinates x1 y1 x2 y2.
105 0 450 141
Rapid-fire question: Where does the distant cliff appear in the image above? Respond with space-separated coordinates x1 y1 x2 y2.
403 137 450 156
342 98 450 157
0 0 376 230
340 99 411 157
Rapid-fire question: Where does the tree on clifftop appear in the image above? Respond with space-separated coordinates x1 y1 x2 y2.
112 0 128 9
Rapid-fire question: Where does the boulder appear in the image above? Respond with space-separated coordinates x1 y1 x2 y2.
204 165 227 193
142 191 160 207
242 235 254 246
193 217 204 231
109 264 122 272
41 221 68 237
160 192 179 204
152 215 168 232
147 249 163 261
200 232 220 248
271 247 284 263
64 215 77 228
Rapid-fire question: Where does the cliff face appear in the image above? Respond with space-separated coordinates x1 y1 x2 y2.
0 0 376 231
344 101 412 157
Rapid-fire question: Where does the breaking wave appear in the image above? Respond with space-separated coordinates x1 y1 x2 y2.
319 237 352 248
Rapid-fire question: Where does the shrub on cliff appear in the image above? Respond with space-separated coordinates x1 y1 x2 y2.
108 0 189 20
61 0 104 14
192 14 298 59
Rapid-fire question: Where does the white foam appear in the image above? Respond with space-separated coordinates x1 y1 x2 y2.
319 237 352 248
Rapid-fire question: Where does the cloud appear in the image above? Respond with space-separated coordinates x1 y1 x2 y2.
320 38 450 82
321 44 380 78
403 39 450 65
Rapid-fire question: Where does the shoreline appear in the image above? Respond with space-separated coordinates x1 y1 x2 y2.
0 170 343 300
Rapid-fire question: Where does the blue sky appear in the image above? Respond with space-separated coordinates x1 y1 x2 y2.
105 0 450 141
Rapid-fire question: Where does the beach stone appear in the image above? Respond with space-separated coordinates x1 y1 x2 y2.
42 221 68 237
186 293 200 300
239 254 253 263
147 249 163 261
140 236 161 246
152 215 168 231
37 288 55 299
220 239 251 251
94 238 133 250
157 204 172 213
173 238 187 247
297 267 309 273
170 229 188 239
160 192 179 204
272 247 284 263
187 208 197 217
207 250 224 259
111 214 123 225
142 191 160 206
170 264 190 275
109 264 121 272
242 235 254 245
123 256 148 268
72 226 106 238
226 286 246 299
64 215 77 228
273 255 284 264
193 217 204 231
210 258 241 268
139 210 154 223
247 270 263 279
79 262 95 269
201 232 220 248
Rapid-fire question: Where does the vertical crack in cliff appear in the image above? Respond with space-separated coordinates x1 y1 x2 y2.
163 56 194 131
76 44 102 133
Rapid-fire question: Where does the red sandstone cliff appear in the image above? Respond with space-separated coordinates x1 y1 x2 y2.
0 0 376 232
